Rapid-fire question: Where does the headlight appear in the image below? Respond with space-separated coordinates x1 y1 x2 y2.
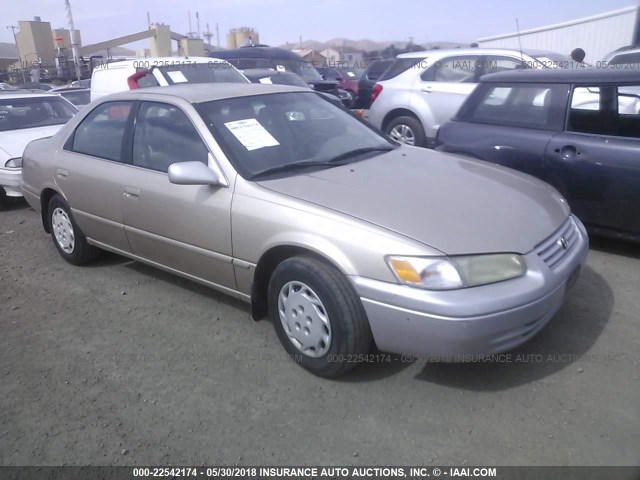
4 157 22 168
387 254 526 290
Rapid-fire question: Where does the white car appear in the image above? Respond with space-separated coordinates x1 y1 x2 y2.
90 56 249 101
0 92 77 202
367 48 543 147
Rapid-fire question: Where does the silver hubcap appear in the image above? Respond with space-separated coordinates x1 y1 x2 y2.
389 124 416 145
52 207 75 254
278 281 331 358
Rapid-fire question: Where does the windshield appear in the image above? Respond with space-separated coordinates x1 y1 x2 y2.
0 96 77 132
197 92 395 179
159 63 248 85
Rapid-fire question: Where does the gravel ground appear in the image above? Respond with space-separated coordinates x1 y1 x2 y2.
1 199 639 466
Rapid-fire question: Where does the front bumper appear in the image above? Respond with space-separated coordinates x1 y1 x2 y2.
350 215 589 358
0 167 23 197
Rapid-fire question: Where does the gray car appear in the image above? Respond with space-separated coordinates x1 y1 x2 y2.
21 83 588 377
368 48 543 148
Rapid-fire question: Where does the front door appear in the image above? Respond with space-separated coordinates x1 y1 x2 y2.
545 84 640 233
121 101 236 289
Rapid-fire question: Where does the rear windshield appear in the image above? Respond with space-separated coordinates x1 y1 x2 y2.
159 63 248 85
379 57 426 81
609 52 640 66
364 60 393 81
0 96 77 131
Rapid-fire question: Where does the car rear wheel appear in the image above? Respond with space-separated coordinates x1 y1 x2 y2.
268 255 373 377
386 115 426 147
48 194 99 265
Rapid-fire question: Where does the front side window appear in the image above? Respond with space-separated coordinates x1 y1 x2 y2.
71 101 133 161
0 96 77 132
461 83 566 130
196 92 395 179
568 85 640 138
132 102 209 173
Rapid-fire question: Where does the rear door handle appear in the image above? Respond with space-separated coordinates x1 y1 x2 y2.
55 168 68 178
123 187 140 198
554 145 579 160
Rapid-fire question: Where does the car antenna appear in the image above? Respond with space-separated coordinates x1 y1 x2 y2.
515 18 524 66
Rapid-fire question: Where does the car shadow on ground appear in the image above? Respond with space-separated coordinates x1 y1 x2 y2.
0 197 30 211
123 260 252 313
589 235 640 260
413 265 613 391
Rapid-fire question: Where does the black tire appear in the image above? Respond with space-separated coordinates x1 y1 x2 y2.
385 115 427 147
268 255 373 378
48 194 99 265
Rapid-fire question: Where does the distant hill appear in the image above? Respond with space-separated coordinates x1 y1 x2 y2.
278 38 466 52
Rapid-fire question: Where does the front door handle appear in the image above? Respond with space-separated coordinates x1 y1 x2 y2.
421 86 433 93
554 145 578 160
123 187 140 198
55 168 68 178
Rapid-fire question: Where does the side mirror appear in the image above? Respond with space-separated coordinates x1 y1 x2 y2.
168 161 224 186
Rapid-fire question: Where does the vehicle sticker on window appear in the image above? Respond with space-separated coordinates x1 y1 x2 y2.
166 71 188 83
224 118 280 151
259 77 273 84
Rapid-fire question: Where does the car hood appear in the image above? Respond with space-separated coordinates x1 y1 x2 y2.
0 125 63 158
258 146 570 255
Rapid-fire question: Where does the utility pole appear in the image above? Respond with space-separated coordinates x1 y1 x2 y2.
216 23 220 49
6 25 26 83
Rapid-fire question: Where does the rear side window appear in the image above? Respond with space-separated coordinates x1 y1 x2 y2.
568 84 640 138
460 83 566 130
379 58 425 81
70 101 133 161
422 56 481 83
132 102 209 172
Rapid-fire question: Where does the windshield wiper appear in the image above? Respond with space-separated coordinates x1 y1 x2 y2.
251 146 395 180
324 146 395 164
251 160 340 179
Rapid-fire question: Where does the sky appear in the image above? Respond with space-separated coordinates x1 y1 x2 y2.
1 0 638 49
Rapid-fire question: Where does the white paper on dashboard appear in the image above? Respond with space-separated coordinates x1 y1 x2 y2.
347 71 356 77
167 71 188 83
259 77 273 84
276 65 286 72
224 118 280 151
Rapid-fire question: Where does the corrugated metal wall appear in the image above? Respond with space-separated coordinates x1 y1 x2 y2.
477 6 640 63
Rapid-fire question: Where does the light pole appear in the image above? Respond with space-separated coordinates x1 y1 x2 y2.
6 25 26 83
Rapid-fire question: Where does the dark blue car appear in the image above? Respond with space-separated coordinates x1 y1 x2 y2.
436 68 640 242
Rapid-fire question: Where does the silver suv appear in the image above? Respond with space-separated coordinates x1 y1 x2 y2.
368 48 542 147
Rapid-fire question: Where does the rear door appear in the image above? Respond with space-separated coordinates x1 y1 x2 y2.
416 55 482 131
56 101 134 251
545 84 640 233
120 101 236 289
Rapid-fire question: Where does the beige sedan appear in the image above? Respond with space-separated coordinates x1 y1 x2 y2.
21 84 588 377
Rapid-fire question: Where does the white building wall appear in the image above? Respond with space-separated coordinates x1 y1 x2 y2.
477 6 639 63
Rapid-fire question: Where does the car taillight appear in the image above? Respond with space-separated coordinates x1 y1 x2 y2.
371 83 383 103
127 70 148 90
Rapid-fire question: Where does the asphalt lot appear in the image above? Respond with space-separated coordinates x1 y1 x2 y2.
1 198 639 466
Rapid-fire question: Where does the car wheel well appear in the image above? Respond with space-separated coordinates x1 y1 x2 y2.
40 188 60 233
250 246 340 321
382 108 419 132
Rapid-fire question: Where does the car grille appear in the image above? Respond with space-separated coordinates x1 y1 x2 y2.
535 216 579 270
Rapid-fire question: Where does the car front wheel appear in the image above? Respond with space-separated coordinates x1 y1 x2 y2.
268 255 373 377
386 115 426 147
48 194 99 265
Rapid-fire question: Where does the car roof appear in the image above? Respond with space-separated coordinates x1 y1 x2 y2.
105 82 311 103
98 56 229 68
212 46 307 61
481 68 640 84
0 91 60 99
397 48 534 58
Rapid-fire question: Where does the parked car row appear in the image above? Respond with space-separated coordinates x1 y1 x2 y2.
3 47 637 379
